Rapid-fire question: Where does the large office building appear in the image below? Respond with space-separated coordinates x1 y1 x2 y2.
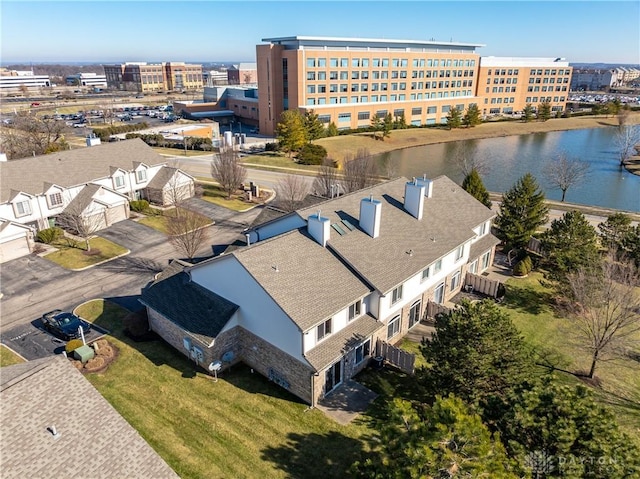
256 36 572 135
0 69 51 93
103 62 203 93
65 72 108 88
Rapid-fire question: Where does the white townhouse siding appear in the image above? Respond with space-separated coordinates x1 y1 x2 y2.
302 296 368 353
189 255 306 362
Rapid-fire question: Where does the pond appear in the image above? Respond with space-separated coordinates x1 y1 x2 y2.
377 127 640 212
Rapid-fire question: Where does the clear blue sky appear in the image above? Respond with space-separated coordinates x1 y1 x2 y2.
1 1 638 64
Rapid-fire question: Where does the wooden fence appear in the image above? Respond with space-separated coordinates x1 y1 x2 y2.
425 301 452 322
376 339 415 375
464 272 504 299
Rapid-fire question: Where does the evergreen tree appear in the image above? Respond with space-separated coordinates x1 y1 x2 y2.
352 396 519 479
370 115 382 140
276 110 307 156
394 112 407 129
462 168 492 208
623 224 640 267
523 103 534 123
598 212 632 252
495 173 549 251
446 106 462 129
303 110 325 141
382 113 393 140
462 103 482 127
538 101 552 121
541 210 600 278
326 121 339 137
420 300 533 406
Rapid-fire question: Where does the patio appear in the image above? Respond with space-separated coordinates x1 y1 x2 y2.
316 380 378 425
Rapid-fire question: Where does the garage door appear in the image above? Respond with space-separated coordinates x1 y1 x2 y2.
0 237 31 263
105 204 127 227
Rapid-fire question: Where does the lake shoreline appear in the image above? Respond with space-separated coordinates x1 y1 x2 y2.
318 112 640 177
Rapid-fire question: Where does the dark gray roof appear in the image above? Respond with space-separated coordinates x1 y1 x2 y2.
468 233 501 261
63 183 102 214
0 356 179 479
232 229 371 331
305 314 383 370
141 268 239 345
0 138 167 202
297 176 495 293
146 166 178 190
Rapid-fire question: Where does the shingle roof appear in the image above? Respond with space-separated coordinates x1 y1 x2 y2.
63 183 102 214
0 138 167 202
232 229 371 331
468 232 501 260
0 356 179 479
146 166 177 190
305 314 384 370
141 267 239 345
297 176 495 293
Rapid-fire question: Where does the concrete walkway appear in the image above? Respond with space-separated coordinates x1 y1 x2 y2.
316 380 378 425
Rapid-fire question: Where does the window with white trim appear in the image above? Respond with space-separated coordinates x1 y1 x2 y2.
455 245 464 262
317 318 332 341
348 301 361 321
391 285 403 305
355 339 371 364
136 169 147 183
113 175 125 188
434 259 442 273
469 260 478 274
479 221 487 236
14 200 32 217
48 192 63 207
481 251 491 270
387 315 401 339
451 270 461 291
421 266 430 282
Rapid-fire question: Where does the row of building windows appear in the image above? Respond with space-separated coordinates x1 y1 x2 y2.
525 96 566 103
488 86 518 93
488 77 519 85
317 104 472 123
306 80 473 94
486 68 520 76
307 69 476 81
527 85 568 92
306 57 477 68
528 77 570 84
305 90 473 105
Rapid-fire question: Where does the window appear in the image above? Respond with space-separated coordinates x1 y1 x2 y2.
14 199 32 217
451 270 461 291
48 192 63 207
421 266 430 282
114 175 125 188
317 318 332 341
481 251 491 270
348 301 361 321
408 300 421 328
387 315 401 339
358 111 370 120
434 259 442 273
478 221 487 236
391 285 403 305
136 169 147 183
427 106 437 114
355 339 371 364
455 245 464 262
469 260 478 274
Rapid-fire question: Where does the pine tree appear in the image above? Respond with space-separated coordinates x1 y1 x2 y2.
446 106 462 129
495 173 549 251
538 101 552 121
276 110 307 156
462 169 492 208
369 115 382 140
326 121 338 137
382 113 393 140
303 110 325 141
462 104 482 127
523 103 534 123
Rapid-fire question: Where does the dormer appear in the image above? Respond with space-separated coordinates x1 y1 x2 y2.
43 183 66 209
109 167 128 190
133 162 150 184
9 191 34 218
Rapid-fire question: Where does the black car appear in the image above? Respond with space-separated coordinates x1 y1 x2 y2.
41 310 91 340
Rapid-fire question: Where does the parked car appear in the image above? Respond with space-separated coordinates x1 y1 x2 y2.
41 310 91 340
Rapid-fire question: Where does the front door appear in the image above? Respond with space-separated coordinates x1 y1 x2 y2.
434 282 446 304
325 360 342 394
409 300 421 329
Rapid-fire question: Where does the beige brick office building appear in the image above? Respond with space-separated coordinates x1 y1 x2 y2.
103 62 203 93
256 36 572 135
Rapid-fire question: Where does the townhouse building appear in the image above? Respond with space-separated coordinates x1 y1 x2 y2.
141 175 499 406
256 36 573 135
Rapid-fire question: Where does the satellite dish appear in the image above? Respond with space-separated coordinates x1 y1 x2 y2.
208 360 222 372
221 351 235 363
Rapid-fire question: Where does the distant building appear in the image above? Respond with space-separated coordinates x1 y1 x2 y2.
103 62 203 93
204 70 228 86
173 86 258 127
570 69 616 91
613 67 640 86
0 69 51 93
65 72 107 88
256 36 572 135
227 63 257 85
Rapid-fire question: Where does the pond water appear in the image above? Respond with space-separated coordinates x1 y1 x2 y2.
377 127 640 212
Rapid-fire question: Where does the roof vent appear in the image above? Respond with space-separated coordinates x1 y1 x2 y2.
404 180 425 220
307 211 330 247
48 425 61 440
359 196 381 238
272 265 279 272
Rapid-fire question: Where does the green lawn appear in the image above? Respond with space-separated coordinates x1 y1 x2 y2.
75 300 369 479
199 183 261 212
500 272 640 437
0 345 25 367
137 207 212 234
44 237 128 270
241 153 322 174
152 147 211 157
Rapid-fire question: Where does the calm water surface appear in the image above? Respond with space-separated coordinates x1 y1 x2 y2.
377 127 640 212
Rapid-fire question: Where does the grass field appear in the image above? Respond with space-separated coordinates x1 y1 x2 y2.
500 272 640 438
44 236 128 269
76 300 369 479
0 345 25 367
199 182 264 211
137 207 212 234
241 153 322 173
152 147 211 157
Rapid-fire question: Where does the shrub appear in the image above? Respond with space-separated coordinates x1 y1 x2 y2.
65 339 84 354
36 227 64 244
130 199 149 212
123 311 150 338
84 356 105 372
513 260 528 276
522 255 533 272
264 142 279 152
297 143 327 165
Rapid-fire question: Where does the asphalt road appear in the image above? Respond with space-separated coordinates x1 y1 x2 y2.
0 206 263 359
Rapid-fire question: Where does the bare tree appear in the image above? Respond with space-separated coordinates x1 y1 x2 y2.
567 253 640 379
312 158 340 197
0 112 69 159
380 155 400 179
451 141 490 177
211 149 246 198
615 124 640 166
167 207 210 260
56 194 106 251
275 174 310 212
543 154 590 202
341 148 378 194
